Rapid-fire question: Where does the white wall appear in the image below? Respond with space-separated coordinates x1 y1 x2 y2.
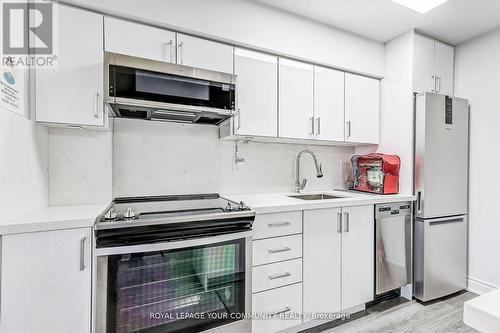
113 119 353 197
455 28 500 294
62 0 384 77
48 128 112 206
0 99 48 223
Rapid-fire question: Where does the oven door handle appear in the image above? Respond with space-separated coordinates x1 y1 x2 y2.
95 230 253 256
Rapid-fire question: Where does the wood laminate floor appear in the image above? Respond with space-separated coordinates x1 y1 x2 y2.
303 291 478 333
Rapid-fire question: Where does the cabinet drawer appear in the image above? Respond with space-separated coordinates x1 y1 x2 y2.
252 283 302 333
252 258 302 293
253 212 302 240
253 234 302 266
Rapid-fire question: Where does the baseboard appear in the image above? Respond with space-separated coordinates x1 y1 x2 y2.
467 276 499 295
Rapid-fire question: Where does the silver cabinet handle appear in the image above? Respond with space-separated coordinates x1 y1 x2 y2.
270 306 291 316
268 247 291 254
268 221 290 228
80 237 87 271
431 75 436 92
417 191 422 213
165 40 174 63
316 117 321 136
346 120 352 139
93 92 100 118
344 212 350 232
178 41 184 64
268 272 291 280
310 116 315 137
236 107 241 130
337 212 342 233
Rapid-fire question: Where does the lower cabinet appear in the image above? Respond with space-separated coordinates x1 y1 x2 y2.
0 228 92 333
303 205 374 317
252 283 303 333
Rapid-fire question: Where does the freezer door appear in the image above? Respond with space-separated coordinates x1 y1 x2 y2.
414 216 467 302
415 93 469 219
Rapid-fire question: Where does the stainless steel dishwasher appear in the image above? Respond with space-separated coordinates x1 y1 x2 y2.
375 202 412 295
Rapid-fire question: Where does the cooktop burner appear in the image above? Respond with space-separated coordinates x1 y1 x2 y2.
96 193 253 230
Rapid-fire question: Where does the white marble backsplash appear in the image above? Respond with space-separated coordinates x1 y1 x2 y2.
113 118 353 197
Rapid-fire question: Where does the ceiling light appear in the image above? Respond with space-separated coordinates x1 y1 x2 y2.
391 0 449 14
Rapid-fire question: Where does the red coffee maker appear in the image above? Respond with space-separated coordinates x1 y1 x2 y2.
351 153 400 195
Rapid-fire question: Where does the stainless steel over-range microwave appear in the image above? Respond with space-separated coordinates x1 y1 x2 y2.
104 52 237 125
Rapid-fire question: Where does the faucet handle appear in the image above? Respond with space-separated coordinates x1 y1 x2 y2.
300 178 307 190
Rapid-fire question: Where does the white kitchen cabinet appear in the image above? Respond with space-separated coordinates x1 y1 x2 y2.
279 58 314 139
434 41 454 96
234 48 278 137
313 66 345 141
303 205 374 314
413 35 436 94
413 34 454 96
35 5 104 126
341 205 375 310
303 208 342 317
345 74 380 144
0 228 92 333
252 283 303 333
177 33 233 73
104 17 176 63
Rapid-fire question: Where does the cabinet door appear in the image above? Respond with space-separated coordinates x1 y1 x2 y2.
0 228 92 333
303 208 342 318
413 34 436 93
104 17 176 63
177 34 233 73
279 58 314 139
434 41 454 96
35 5 104 126
234 48 277 137
314 66 345 141
341 205 374 310
344 74 380 144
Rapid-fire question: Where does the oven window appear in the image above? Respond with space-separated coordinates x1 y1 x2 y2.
106 239 246 333
110 65 235 110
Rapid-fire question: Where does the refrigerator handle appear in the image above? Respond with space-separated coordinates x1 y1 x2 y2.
417 191 422 213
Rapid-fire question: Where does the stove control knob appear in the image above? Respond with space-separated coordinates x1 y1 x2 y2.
123 208 136 219
226 202 235 212
238 201 248 211
104 209 118 221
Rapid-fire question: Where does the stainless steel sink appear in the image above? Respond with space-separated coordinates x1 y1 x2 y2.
288 193 343 201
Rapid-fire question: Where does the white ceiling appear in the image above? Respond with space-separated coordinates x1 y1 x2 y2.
252 0 500 45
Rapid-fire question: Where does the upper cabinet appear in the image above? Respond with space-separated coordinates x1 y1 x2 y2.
35 5 104 126
413 34 454 96
314 66 345 142
176 34 233 73
222 56 379 145
104 20 233 73
104 17 176 63
434 41 454 96
345 73 380 144
279 58 314 140
234 48 278 137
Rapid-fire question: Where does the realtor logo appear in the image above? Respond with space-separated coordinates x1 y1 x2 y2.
3 1 53 54
1 1 56 67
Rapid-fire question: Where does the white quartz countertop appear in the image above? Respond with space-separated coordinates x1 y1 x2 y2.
0 204 109 235
222 190 416 214
464 289 500 333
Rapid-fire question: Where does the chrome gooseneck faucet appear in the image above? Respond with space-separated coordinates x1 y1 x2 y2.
295 148 323 193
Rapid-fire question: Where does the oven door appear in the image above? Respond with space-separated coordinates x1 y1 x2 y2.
96 232 252 333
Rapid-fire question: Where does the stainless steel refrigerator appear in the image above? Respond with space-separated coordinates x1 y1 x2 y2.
414 92 469 302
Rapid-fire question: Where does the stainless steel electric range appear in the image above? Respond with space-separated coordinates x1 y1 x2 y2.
94 193 254 333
